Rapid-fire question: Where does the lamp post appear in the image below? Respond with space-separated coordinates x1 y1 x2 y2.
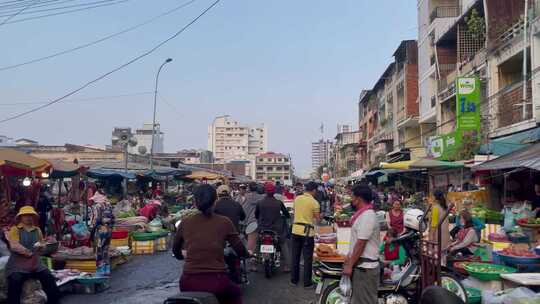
150 58 173 170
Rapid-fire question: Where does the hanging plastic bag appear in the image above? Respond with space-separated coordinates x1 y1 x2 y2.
339 275 352 302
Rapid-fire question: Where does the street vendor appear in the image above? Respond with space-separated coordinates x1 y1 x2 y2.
90 188 115 277
533 181 540 217
379 228 406 267
5 206 60 304
385 201 404 235
139 199 161 221
447 210 478 258
450 199 484 241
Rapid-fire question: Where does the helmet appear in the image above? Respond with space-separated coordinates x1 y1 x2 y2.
264 182 275 194
217 185 230 196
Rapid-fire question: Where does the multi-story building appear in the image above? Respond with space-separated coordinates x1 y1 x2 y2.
207 115 268 164
254 152 292 185
422 0 540 159
311 139 333 171
337 124 352 134
154 149 213 167
332 131 360 178
132 123 164 155
357 40 421 170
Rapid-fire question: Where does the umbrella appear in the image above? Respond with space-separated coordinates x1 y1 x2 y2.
0 148 51 176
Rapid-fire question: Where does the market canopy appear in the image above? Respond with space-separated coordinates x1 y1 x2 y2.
186 171 223 180
48 159 83 178
380 158 464 170
0 148 51 176
473 142 540 172
82 160 191 180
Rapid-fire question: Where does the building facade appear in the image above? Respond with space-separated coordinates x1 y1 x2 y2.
331 131 360 178
128 123 164 155
311 139 333 171
207 116 268 164
255 152 292 184
357 40 421 170
0 136 14 147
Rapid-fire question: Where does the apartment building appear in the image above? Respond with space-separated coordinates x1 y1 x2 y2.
311 139 333 171
357 40 421 170
207 116 268 164
422 0 540 160
255 152 292 184
330 131 360 178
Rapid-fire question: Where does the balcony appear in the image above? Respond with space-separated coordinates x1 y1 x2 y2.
430 6 461 24
494 80 533 129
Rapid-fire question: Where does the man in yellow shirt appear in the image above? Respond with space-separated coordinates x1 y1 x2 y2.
290 181 320 288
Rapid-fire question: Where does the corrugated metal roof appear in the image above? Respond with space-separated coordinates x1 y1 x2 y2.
473 142 540 171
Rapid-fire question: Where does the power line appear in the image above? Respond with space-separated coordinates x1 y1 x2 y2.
0 0 126 17
0 0 222 124
0 0 198 71
0 0 37 26
0 0 73 12
0 91 153 106
1 0 129 25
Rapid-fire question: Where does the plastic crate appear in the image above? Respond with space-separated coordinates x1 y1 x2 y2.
155 236 168 251
111 237 129 248
132 240 155 255
65 259 97 273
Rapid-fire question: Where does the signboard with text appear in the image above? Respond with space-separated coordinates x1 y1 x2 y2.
427 76 481 161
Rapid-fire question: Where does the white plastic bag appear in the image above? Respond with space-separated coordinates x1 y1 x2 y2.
340 275 352 299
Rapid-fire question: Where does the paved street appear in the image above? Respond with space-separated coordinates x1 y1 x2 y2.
63 252 314 304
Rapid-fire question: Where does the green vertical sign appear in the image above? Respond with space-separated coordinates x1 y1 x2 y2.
456 77 481 131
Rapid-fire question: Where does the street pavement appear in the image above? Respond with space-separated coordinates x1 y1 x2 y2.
62 252 315 304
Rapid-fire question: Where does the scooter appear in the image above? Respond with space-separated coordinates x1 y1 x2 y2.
258 230 281 278
313 209 468 304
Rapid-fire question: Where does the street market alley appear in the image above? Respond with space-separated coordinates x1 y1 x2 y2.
62 252 314 304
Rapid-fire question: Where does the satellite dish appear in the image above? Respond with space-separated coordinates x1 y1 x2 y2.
138 146 147 155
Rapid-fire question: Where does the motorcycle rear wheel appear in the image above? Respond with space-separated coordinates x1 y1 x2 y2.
264 259 273 278
319 281 344 304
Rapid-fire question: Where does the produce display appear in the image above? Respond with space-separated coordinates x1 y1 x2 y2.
517 218 540 225
315 244 342 259
471 206 503 222
464 262 517 281
500 248 540 258
488 233 509 242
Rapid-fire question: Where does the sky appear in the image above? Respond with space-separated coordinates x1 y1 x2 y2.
0 0 417 177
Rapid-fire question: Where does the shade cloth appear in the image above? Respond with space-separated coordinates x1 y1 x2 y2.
0 148 51 176
380 158 464 170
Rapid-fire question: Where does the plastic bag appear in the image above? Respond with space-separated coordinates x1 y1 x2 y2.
503 287 537 304
71 223 90 240
339 275 352 298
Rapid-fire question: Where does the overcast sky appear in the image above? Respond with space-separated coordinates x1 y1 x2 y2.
0 0 417 177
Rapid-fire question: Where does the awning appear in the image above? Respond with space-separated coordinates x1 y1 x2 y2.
478 126 540 156
381 158 464 170
86 168 137 180
0 148 51 176
186 171 223 180
48 159 83 178
473 142 540 172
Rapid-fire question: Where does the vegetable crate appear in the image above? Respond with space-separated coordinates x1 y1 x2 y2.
111 237 129 248
132 240 155 255
155 236 168 252
65 259 97 273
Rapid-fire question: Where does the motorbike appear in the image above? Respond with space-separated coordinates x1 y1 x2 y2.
313 209 468 304
258 230 281 278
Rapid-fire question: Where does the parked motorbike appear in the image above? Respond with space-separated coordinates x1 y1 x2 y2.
258 230 281 278
313 209 468 304
164 292 219 304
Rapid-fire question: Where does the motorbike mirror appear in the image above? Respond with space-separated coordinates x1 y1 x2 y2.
245 222 258 234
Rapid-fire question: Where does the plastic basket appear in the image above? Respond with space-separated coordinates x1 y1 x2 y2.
466 287 481 304
132 240 155 255
111 237 129 248
464 262 517 281
155 236 168 251
111 229 129 239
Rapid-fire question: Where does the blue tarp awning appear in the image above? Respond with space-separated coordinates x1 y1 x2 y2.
86 168 137 179
479 126 540 156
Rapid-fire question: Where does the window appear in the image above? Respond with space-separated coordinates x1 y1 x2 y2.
277 158 282 162
258 158 263 162
257 166 263 171
267 167 273 171
267 158 273 162
284 176 289 180
276 167 282 171
431 96 436 108
283 158 289 162
284 166 290 171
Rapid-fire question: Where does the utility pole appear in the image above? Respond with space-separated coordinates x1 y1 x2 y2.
150 58 173 170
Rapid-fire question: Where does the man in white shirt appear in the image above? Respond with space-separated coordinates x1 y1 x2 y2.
343 184 380 304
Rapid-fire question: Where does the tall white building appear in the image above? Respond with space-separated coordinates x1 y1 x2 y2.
129 123 164 155
311 139 332 170
208 116 268 164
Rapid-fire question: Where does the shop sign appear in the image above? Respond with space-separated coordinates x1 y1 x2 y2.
426 76 481 161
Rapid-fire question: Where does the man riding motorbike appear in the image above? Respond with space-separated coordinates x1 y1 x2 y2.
173 184 249 304
215 185 246 232
255 182 291 272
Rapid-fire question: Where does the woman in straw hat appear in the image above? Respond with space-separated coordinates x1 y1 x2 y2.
4 206 60 304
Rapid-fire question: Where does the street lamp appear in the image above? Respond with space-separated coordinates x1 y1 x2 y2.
150 58 173 170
